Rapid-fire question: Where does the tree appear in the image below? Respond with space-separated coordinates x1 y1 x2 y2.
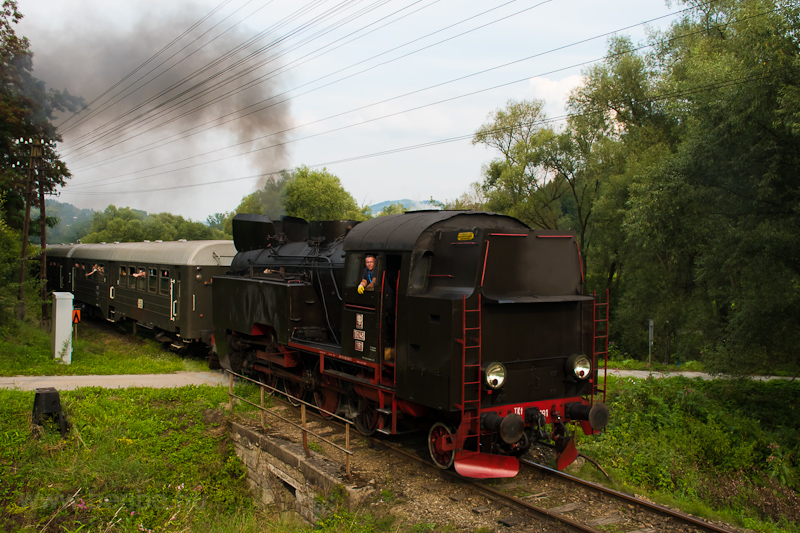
81 205 226 243
284 166 369 221
562 0 800 370
234 171 293 219
0 1 81 229
473 99 568 229
376 202 405 216
473 97 613 277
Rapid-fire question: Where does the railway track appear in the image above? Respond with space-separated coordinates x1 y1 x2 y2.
369 437 742 533
238 381 743 532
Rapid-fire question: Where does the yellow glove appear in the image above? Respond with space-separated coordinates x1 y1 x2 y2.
358 285 365 294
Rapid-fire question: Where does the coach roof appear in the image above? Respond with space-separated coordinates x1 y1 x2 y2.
49 240 237 266
342 210 529 252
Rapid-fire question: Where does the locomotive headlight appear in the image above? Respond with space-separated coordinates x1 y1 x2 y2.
484 362 507 389
566 354 592 380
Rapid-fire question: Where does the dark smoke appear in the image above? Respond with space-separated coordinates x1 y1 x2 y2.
21 3 291 218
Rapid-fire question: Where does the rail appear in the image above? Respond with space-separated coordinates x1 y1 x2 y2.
225 369 353 481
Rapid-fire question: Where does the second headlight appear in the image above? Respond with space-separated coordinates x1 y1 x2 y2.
566 354 592 380
484 362 507 389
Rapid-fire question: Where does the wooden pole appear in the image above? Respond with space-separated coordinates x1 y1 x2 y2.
260 386 265 429
301 404 310 458
39 178 48 323
228 372 234 412
16 152 33 317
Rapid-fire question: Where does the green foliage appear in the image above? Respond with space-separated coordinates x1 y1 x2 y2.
37 200 94 245
0 1 82 231
284 166 370 222
81 205 227 243
0 321 207 376
375 202 405 217
234 171 292 221
0 386 260 532
0 192 21 334
582 376 800 528
467 0 800 374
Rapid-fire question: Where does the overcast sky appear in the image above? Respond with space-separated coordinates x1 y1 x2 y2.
17 0 681 221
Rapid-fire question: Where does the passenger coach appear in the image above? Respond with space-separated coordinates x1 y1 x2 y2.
47 240 237 350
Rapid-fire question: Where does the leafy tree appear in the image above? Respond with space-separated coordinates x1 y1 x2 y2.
0 0 81 230
234 171 292 219
473 99 567 229
81 205 226 243
284 166 369 221
376 202 406 216
473 97 612 277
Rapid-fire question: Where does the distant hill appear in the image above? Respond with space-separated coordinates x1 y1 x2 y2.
38 200 96 244
369 199 438 215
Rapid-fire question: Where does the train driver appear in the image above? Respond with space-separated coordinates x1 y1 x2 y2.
357 255 378 294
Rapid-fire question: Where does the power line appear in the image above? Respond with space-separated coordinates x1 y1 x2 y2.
61 8 794 196
64 0 443 167
61 0 515 162
65 6 687 187
59 0 388 150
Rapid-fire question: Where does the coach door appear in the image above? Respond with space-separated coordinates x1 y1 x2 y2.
169 276 179 322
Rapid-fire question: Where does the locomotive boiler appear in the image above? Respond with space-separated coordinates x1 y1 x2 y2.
214 211 609 478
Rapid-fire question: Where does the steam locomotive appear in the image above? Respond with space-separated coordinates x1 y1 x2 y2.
213 211 609 478
48 211 608 477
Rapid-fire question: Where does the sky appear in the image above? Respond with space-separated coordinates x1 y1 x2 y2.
16 0 683 221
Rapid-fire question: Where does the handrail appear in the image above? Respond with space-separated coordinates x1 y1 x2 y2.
226 370 353 481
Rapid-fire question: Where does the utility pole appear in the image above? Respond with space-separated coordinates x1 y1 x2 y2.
39 175 48 323
15 138 45 320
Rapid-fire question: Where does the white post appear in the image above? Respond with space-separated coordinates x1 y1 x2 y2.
52 292 74 364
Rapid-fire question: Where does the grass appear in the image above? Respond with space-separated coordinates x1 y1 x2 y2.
575 375 800 533
0 385 273 532
0 319 208 376
3 316 798 532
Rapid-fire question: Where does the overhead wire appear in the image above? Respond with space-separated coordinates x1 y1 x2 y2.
59 0 346 148
65 6 687 188
61 0 504 163
64 60 795 197
61 3 792 196
58 0 263 136
64 0 443 168
55 0 238 132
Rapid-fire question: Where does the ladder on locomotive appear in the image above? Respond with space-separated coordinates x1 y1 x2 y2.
459 293 483 454
592 289 610 404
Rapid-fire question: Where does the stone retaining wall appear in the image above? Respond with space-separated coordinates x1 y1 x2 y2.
228 421 373 523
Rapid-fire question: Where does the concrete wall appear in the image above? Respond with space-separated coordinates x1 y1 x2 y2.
228 421 373 524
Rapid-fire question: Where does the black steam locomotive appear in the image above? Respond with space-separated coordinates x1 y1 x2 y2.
214 211 609 478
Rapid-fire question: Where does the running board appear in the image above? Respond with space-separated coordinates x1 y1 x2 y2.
454 452 519 479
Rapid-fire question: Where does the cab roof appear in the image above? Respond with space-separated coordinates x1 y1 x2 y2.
342 211 529 252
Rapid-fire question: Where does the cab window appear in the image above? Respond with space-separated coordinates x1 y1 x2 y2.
347 253 382 284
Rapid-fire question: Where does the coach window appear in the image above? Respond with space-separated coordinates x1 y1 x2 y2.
119 266 127 285
160 269 170 295
128 266 137 288
137 267 146 291
148 268 157 292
